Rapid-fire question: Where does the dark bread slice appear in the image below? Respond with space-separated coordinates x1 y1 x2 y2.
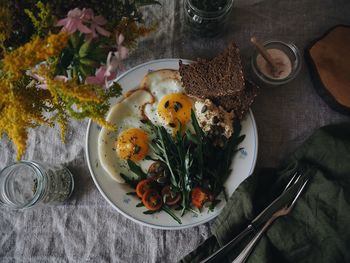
210 80 258 119
179 42 258 119
179 42 245 98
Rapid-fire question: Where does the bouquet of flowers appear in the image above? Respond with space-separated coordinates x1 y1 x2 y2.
0 1 159 159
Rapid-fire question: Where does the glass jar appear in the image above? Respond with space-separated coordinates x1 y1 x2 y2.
183 0 234 37
251 40 302 86
0 161 74 209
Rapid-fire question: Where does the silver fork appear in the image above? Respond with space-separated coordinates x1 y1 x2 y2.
232 179 309 263
200 171 302 263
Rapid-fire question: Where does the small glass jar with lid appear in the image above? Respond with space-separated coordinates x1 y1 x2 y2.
183 0 234 37
251 40 302 86
0 161 74 209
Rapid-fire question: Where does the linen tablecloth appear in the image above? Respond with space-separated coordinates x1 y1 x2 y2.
1 0 350 262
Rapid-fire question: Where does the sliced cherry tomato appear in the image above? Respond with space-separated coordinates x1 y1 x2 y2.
147 161 167 177
161 185 181 206
142 189 163 211
191 187 210 209
136 179 153 198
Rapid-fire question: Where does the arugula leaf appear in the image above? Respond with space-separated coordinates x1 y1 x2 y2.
209 199 221 211
127 159 147 180
138 109 246 221
155 126 179 187
211 120 245 196
143 210 158 215
191 110 204 138
186 130 200 144
162 205 182 224
136 202 144 207
120 173 139 189
190 110 204 180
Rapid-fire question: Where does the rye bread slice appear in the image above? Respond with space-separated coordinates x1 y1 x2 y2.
179 42 258 119
210 80 258 119
179 42 245 98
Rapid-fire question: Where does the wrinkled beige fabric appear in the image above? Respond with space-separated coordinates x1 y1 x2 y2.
1 0 349 262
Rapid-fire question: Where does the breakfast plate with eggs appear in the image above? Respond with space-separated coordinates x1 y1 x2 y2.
85 59 258 230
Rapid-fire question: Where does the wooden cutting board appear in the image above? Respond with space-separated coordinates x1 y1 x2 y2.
305 25 350 115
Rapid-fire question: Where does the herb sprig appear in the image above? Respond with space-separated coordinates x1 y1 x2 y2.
146 110 244 215
123 110 245 224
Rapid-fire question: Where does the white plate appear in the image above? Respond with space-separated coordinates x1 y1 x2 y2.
85 59 258 230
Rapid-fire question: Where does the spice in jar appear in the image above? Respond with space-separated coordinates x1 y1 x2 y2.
251 40 302 86
0 161 74 209
256 48 292 80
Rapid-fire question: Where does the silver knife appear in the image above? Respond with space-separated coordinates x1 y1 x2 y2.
200 172 307 263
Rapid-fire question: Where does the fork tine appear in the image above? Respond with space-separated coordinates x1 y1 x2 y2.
288 179 309 210
284 171 302 192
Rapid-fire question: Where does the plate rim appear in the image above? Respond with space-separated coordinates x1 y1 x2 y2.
85 58 258 230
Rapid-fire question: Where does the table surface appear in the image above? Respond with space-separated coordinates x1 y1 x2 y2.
1 0 350 262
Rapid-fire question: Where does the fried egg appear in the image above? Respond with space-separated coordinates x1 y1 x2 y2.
99 69 195 183
98 89 153 183
142 70 193 132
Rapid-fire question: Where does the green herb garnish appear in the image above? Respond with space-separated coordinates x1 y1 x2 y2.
123 109 245 224
136 202 144 207
162 205 182 224
127 159 147 180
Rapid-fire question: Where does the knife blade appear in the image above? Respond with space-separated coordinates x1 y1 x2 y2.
200 173 308 263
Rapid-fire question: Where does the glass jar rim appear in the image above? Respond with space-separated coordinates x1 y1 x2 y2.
186 0 234 18
251 40 302 85
0 161 46 209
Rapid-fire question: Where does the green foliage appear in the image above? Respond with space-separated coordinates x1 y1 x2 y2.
60 82 122 120
56 32 108 80
7 0 161 48
24 2 56 37
122 110 245 223
0 0 159 160
146 110 245 215
127 159 148 179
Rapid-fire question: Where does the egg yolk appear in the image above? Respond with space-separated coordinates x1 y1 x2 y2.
157 93 192 129
116 128 149 161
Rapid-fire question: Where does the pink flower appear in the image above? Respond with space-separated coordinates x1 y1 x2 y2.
80 8 111 39
104 33 129 78
87 15 111 39
28 73 68 90
115 33 129 60
86 66 117 88
81 8 94 21
54 75 69 82
56 8 92 34
29 73 48 89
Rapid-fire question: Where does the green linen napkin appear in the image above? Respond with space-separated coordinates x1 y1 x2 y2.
180 122 350 263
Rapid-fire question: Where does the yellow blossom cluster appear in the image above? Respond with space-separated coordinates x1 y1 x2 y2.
0 69 119 159
0 78 51 159
2 32 69 80
0 4 155 160
47 78 104 104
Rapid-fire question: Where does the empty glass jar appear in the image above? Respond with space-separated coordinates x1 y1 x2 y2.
0 161 74 209
184 0 234 37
